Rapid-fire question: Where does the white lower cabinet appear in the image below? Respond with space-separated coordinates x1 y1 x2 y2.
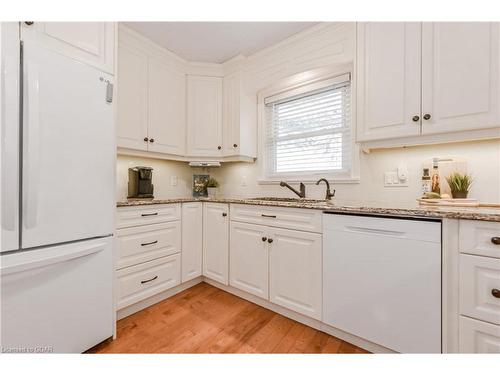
459 316 500 353
269 227 322 320
115 221 181 269
181 202 203 282
230 221 269 299
203 203 229 285
116 254 181 310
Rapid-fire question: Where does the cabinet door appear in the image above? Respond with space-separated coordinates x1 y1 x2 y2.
421 22 500 135
357 22 422 141
117 43 148 150
229 221 269 299
181 202 203 282
269 227 322 319
21 22 114 74
148 58 186 155
222 72 240 156
186 75 223 156
202 203 229 284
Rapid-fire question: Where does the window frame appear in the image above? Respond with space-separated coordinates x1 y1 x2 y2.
257 65 360 184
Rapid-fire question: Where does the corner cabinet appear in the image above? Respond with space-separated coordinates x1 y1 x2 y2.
202 203 229 285
357 22 500 144
186 75 224 157
22 22 115 74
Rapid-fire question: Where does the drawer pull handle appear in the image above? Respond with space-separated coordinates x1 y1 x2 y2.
141 213 158 217
141 240 158 246
492 289 500 298
141 276 158 284
261 214 276 218
491 237 500 245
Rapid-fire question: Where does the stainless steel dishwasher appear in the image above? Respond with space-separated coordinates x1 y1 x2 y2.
322 213 442 353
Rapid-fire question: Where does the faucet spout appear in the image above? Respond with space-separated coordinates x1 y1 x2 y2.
316 178 335 200
279 181 306 198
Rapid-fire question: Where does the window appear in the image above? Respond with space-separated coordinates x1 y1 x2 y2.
262 73 352 180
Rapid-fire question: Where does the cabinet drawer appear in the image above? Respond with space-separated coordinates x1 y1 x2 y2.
115 221 181 269
116 254 180 310
460 220 500 258
459 316 500 353
460 254 500 325
116 204 181 229
230 204 322 233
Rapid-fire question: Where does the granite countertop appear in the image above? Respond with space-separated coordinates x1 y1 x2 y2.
116 197 500 222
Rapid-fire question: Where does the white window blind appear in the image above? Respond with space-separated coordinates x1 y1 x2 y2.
264 74 351 178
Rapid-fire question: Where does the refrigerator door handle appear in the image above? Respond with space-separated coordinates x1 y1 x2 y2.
23 59 40 230
1 240 107 276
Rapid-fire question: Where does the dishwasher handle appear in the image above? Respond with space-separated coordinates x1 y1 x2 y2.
345 225 406 237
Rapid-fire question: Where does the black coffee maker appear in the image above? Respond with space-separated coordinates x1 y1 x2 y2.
128 166 154 199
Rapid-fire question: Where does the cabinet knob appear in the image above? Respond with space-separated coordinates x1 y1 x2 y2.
412 115 420 122
233 144 238 148
149 138 154 143
423 114 431 120
491 237 500 245
267 238 273 243
262 237 267 242
492 289 500 298
217 146 222 150
144 137 149 142
222 212 227 217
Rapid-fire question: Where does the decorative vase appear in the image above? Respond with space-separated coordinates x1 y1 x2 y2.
207 187 218 198
451 190 468 199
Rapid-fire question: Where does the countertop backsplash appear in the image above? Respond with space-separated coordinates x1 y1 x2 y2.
116 138 500 205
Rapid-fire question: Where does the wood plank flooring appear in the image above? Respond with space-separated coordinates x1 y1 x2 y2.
89 282 369 354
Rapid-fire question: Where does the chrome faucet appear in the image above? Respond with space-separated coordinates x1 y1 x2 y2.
279 181 306 198
316 178 335 200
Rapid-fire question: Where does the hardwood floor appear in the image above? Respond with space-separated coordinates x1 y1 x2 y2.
89 282 369 354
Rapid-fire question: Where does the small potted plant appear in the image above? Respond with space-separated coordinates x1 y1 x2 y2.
206 177 219 198
446 172 473 199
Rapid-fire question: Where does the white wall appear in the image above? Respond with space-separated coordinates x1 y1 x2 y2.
116 22 500 205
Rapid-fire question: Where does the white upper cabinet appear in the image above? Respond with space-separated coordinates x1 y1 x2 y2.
117 26 187 154
357 22 500 144
222 71 257 158
148 58 186 155
421 22 500 135
357 22 422 141
117 43 148 151
22 22 115 74
186 75 223 157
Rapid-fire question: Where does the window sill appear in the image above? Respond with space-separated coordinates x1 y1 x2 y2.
257 177 360 185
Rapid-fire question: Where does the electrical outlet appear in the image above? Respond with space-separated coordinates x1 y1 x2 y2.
241 175 247 187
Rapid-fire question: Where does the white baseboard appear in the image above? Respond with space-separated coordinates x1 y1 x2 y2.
116 277 203 321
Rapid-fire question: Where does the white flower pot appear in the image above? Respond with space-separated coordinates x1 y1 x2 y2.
207 187 218 198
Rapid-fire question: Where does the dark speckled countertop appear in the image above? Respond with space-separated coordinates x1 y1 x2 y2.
116 197 500 222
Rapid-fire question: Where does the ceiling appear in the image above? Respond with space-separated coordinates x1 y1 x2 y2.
123 22 317 63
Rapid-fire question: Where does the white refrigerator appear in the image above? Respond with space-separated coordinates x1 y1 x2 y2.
1 23 115 353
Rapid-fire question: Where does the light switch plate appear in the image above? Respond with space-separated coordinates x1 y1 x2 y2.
384 171 409 187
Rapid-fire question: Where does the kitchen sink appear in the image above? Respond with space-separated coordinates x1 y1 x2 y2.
248 197 331 204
